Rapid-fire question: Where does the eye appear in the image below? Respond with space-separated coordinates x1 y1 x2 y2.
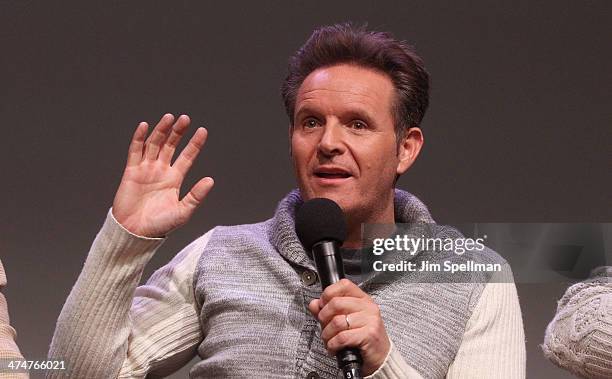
350 120 368 130
303 118 320 129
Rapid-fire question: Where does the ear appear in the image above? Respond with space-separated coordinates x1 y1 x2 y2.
396 127 424 175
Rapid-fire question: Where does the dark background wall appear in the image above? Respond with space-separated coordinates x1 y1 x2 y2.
2 1 610 378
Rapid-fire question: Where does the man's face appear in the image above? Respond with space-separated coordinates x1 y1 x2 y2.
290 64 415 222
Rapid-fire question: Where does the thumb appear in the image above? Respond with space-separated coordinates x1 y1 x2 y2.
180 177 214 213
308 299 322 316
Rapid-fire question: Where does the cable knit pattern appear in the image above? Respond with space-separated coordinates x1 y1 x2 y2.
543 266 612 378
0 260 29 379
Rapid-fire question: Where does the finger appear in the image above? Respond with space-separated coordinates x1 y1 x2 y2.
179 176 214 214
308 299 322 316
159 114 191 163
144 113 175 161
173 127 208 177
318 297 369 326
126 122 148 167
326 328 366 355
320 279 368 307
320 312 367 343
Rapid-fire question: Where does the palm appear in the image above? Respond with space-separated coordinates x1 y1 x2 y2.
114 164 182 236
112 114 214 237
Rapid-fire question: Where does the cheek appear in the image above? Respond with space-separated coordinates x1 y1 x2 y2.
290 138 311 173
355 150 399 184
354 143 396 171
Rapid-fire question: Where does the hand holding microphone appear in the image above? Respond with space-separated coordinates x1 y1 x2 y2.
296 198 391 377
309 279 391 377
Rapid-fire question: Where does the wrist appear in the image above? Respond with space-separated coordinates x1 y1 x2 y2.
110 207 167 239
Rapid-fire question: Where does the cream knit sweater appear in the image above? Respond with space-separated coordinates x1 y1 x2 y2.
0 259 28 379
543 266 612 378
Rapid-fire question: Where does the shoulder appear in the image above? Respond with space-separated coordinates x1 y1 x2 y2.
202 220 273 252
209 220 271 242
169 220 271 262
194 219 277 263
0 259 5 287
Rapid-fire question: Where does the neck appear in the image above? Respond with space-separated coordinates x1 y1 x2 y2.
342 193 395 249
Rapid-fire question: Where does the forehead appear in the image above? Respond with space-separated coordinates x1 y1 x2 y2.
295 64 395 118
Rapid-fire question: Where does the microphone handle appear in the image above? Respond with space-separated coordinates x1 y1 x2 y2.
312 241 364 379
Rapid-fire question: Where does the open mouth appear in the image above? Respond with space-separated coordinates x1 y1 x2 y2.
313 167 352 180
315 172 351 179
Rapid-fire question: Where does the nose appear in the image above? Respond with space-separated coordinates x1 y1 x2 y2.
317 121 346 157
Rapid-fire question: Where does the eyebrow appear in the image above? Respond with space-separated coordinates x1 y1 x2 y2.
294 105 377 127
294 106 322 121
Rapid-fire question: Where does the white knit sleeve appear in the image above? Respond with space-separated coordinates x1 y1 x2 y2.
365 268 525 379
48 209 211 379
542 266 612 378
0 259 29 379
118 224 212 378
446 276 526 378
366 275 526 379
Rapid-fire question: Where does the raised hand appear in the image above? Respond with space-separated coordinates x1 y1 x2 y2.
112 113 214 238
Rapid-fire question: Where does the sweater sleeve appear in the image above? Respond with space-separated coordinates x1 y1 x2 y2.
47 209 211 378
366 275 525 379
542 266 612 378
0 260 29 379
446 276 526 378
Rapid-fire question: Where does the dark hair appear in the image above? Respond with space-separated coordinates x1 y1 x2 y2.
281 23 430 140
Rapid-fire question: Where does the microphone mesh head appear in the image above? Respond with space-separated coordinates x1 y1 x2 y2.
295 198 347 251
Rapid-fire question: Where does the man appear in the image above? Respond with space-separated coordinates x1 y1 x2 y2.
48 24 525 378
1 259 29 379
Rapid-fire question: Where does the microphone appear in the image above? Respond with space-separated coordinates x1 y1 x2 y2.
296 198 363 379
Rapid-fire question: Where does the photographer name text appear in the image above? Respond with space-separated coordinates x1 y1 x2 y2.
373 260 502 273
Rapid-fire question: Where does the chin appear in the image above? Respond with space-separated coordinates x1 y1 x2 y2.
302 187 344 203
309 191 354 213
